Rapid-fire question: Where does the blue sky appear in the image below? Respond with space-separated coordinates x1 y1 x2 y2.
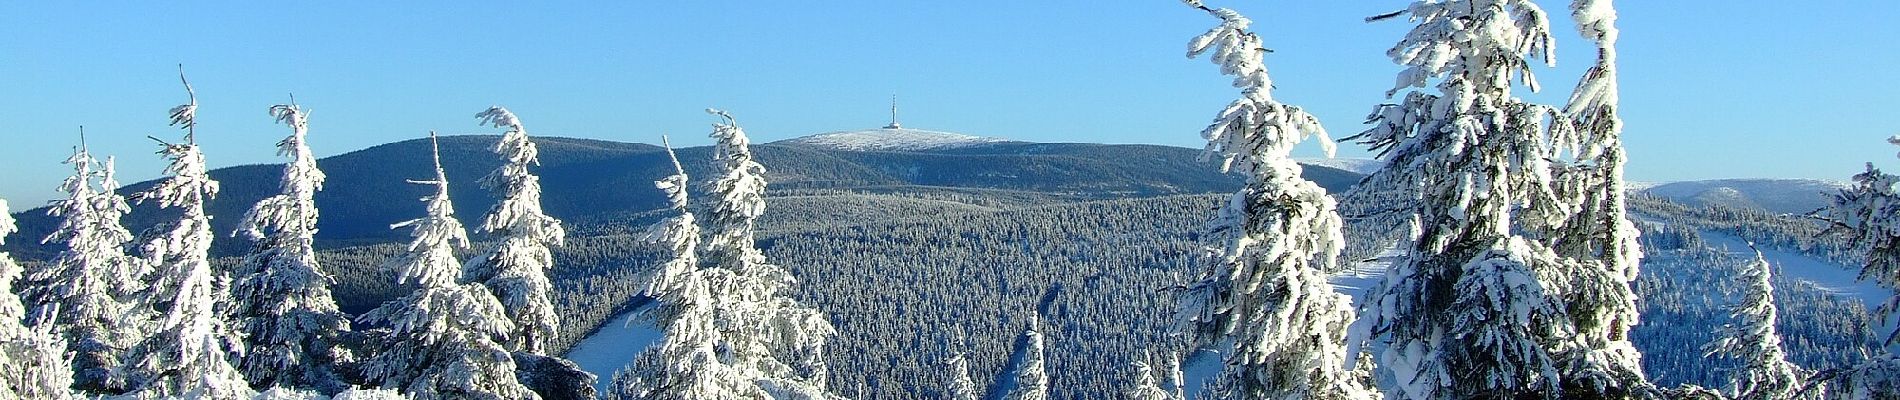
1 1 1895 206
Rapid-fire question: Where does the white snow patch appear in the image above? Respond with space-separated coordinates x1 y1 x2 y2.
777 128 1009 151
1697 231 1892 307
1295 157 1385 175
564 301 665 393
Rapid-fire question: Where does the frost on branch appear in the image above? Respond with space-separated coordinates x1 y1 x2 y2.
357 133 536 400
466 106 567 355
231 100 352 393
1171 3 1375 399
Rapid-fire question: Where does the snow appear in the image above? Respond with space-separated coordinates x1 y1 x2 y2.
563 302 665 394
1698 230 1892 307
776 128 1009 151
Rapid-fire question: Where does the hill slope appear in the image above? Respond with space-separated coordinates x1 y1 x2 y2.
4 134 1364 259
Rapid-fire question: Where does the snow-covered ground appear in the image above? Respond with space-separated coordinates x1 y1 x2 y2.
776 128 1009 151
564 302 665 393
1696 230 1891 307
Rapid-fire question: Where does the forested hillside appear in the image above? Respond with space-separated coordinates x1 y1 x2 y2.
263 186 1889 399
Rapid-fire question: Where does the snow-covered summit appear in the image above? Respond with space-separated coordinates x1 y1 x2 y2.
777 128 1010 152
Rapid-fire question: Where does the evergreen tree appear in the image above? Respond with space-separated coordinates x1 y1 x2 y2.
0 198 78 400
613 136 760 400
1124 352 1179 400
1171 2 1378 399
1543 2 1653 396
1821 136 1900 345
357 133 537 400
31 137 134 393
1344 0 1659 398
1000 317 1047 400
614 110 841 400
945 352 981 400
698 109 839 399
464 106 566 355
1814 135 1900 399
232 100 353 392
1703 249 1803 400
123 71 255 399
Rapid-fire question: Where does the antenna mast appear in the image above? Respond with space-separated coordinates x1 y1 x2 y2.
884 94 902 129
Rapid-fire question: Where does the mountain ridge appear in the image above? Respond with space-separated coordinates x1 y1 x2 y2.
3 133 1365 260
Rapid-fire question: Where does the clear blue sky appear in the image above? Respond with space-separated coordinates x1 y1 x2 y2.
2 1 1895 206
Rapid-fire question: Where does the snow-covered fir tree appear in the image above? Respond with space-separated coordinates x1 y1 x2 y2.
1348 0 1652 398
464 106 566 355
614 111 842 400
1703 249 1804 400
1170 2 1378 399
1000 317 1047 400
1813 135 1900 399
0 198 78 400
31 138 135 393
1541 2 1653 396
612 136 753 400
357 132 537 400
945 351 981 400
1124 353 1179 400
698 109 839 399
232 100 353 392
122 72 255 400
1822 136 1900 345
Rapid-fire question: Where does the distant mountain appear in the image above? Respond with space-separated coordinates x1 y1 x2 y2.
4 131 1365 260
1640 178 1847 215
776 127 1011 151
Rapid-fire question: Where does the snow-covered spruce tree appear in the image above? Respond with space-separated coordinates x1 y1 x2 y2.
945 351 981 400
0 198 78 400
1170 2 1377 399
1703 249 1804 400
464 106 566 355
1813 135 1900 399
31 139 135 394
614 111 841 400
1125 352 1179 400
1348 1 1655 398
699 109 839 399
1000 317 1047 400
121 69 255 400
357 132 536 400
612 137 757 400
232 100 353 392
1540 2 1653 396
1822 136 1900 344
